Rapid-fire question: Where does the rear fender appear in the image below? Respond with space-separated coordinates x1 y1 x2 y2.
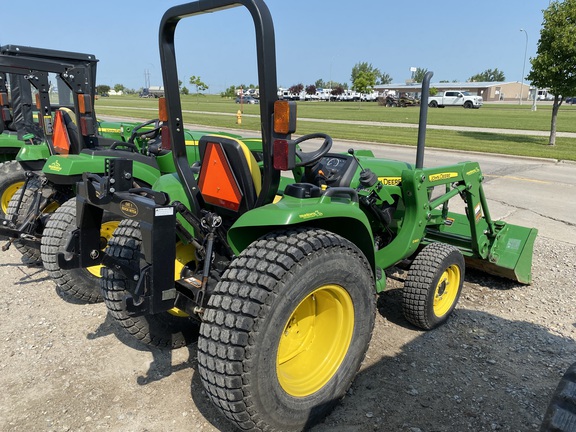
227 194 376 273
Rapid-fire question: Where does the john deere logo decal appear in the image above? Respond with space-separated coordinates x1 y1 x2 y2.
298 210 323 220
48 160 62 172
378 176 402 186
429 172 458 182
120 200 138 217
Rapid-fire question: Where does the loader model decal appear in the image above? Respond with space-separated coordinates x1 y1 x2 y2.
120 200 139 217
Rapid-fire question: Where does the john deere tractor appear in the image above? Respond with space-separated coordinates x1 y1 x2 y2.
0 44 255 302
58 0 537 430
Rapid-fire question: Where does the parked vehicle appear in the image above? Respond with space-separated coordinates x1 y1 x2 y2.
384 92 420 107
235 95 259 104
428 90 483 109
139 86 164 98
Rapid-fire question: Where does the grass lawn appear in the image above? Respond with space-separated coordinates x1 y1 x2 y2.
96 95 576 161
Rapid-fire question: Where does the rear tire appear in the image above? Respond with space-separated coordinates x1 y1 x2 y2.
197 228 375 431
101 219 199 348
541 362 576 431
402 242 464 329
429 100 438 108
41 198 121 303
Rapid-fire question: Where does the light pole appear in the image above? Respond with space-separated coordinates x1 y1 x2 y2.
520 28 528 105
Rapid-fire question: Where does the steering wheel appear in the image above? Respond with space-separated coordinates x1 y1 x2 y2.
128 118 162 143
293 133 333 167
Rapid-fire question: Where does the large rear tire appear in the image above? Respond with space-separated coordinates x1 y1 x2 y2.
41 198 121 303
101 219 199 348
197 228 376 431
402 242 464 329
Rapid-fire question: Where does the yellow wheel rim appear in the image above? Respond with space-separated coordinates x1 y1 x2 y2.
276 284 354 397
1 181 24 214
167 242 197 318
86 220 121 277
433 264 460 317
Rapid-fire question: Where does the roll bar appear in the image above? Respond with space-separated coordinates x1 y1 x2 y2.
158 0 284 216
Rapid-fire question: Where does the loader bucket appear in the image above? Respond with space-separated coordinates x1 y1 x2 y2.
466 222 538 285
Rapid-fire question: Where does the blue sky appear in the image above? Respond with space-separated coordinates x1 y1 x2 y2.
0 0 549 93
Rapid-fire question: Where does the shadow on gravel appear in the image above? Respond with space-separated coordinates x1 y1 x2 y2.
310 309 576 432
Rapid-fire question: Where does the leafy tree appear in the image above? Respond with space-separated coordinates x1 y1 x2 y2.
189 75 208 94
379 73 393 85
413 67 429 83
221 85 237 98
331 86 344 96
288 83 304 94
315 78 326 88
96 84 110 95
351 62 380 84
528 0 576 145
468 68 506 82
352 70 376 94
181 86 189 95
113 84 125 93
305 84 317 95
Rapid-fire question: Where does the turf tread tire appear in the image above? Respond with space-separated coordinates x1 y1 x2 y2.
41 198 107 303
197 228 376 432
402 242 464 330
101 218 199 349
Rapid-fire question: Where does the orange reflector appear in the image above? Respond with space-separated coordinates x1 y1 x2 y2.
159 97 168 122
35 94 41 109
198 141 242 211
78 94 92 114
274 100 297 134
52 110 71 155
0 92 7 106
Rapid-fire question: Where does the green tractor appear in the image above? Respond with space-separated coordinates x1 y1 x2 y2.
0 45 255 302
0 45 154 217
58 0 537 429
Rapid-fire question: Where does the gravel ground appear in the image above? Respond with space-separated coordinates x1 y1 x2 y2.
0 233 574 432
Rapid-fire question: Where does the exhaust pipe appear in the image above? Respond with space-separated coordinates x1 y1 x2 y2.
416 71 433 169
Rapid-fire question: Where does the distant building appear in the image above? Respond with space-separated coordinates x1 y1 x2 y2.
374 81 532 102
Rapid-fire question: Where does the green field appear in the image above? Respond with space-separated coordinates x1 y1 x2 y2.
95 95 576 161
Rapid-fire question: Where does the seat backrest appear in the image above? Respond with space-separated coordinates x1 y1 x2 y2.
198 135 261 215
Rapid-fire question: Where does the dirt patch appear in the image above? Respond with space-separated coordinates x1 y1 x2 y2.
0 236 575 432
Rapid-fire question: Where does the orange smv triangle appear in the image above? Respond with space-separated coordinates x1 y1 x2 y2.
198 141 243 211
52 110 71 155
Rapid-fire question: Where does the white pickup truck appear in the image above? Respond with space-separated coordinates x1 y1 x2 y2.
428 90 483 109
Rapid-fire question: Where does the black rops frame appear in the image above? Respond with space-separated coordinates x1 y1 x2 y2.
159 0 287 216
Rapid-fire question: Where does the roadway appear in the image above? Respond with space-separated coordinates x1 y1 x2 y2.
101 115 576 245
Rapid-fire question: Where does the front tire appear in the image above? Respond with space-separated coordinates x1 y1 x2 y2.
464 101 473 109
41 198 120 303
402 242 464 329
101 219 199 348
197 228 375 431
